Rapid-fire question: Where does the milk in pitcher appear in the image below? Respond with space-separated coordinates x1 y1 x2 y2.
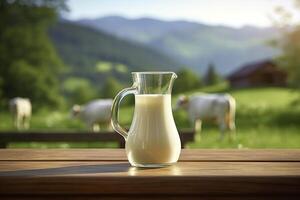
126 94 181 167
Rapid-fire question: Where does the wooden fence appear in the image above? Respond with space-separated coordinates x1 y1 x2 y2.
0 130 195 148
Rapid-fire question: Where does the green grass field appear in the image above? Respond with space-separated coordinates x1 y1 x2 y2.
1 86 299 148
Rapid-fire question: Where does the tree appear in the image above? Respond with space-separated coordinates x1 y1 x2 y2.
173 68 202 94
272 0 300 88
63 77 97 105
0 0 67 107
204 63 221 86
101 77 123 98
277 29 300 88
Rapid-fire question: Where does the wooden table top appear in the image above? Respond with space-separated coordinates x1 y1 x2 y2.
0 149 300 199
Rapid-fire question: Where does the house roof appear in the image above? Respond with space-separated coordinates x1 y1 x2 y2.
228 59 274 79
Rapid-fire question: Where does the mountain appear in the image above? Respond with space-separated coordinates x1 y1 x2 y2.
78 16 201 43
48 20 180 83
77 16 280 75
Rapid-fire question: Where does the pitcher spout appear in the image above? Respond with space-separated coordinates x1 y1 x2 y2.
132 71 177 95
168 72 177 94
172 72 178 79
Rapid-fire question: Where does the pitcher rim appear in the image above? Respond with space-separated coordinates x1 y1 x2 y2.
131 71 176 75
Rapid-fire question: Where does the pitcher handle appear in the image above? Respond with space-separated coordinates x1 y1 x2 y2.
111 85 137 139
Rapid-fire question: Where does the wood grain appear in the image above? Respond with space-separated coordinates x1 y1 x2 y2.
0 175 299 195
0 149 299 161
0 161 300 176
0 149 299 199
1 195 299 200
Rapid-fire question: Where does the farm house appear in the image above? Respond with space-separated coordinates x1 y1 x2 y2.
227 60 287 88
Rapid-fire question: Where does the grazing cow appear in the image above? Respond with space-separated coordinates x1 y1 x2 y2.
176 93 236 140
9 97 32 130
71 99 113 132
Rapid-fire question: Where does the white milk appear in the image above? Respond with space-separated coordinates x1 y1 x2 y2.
126 94 181 167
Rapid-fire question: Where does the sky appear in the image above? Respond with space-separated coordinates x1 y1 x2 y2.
66 0 299 28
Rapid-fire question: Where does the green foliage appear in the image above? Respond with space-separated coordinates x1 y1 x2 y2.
276 28 300 88
95 61 128 74
271 0 300 88
0 0 66 107
49 21 180 84
173 68 202 94
95 61 113 73
204 63 221 86
63 77 97 105
101 77 123 98
0 77 4 105
115 63 128 73
100 77 134 105
187 126 300 149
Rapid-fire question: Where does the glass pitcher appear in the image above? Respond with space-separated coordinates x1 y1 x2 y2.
111 72 181 168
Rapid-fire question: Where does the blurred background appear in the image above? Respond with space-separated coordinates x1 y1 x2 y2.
0 0 299 148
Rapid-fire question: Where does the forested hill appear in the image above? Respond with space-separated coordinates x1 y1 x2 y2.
78 16 278 75
48 21 180 79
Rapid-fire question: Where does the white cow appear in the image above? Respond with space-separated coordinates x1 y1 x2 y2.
176 93 236 140
9 97 32 130
71 99 113 132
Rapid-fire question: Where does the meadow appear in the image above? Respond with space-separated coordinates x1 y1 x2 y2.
1 85 299 149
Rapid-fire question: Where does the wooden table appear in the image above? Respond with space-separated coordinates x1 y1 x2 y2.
0 149 299 199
